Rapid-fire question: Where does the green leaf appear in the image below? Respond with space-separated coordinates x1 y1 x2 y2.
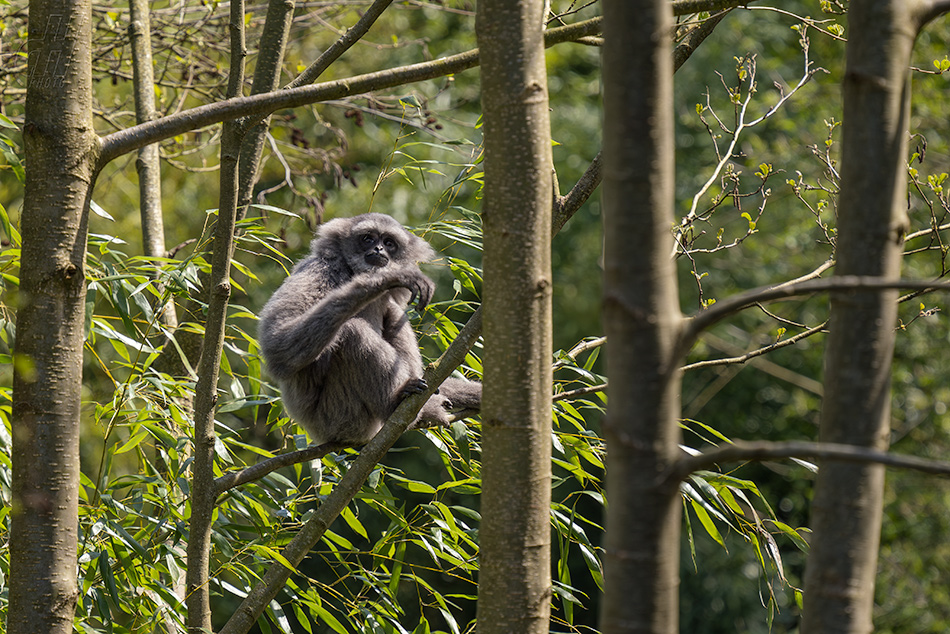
98 552 122 609
411 618 431 634
312 602 350 634
113 428 149 455
253 545 297 573
340 505 368 540
769 519 810 553
388 473 436 494
689 499 726 550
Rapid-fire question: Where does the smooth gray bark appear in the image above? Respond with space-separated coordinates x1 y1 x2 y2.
600 1 683 633
802 2 949 632
475 1 554 633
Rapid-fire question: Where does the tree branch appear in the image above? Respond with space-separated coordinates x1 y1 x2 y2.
914 0 950 27
673 8 733 72
679 276 950 356
97 17 602 167
668 439 950 484
671 0 759 13
681 321 827 373
553 382 606 403
214 442 348 496
186 0 247 628
553 151 601 234
286 0 395 89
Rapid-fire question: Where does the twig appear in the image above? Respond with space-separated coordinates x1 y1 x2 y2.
682 321 826 373
214 442 349 496
553 382 607 403
287 0 395 89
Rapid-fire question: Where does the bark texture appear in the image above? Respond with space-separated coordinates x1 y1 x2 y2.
185 0 248 629
600 1 683 633
10 0 97 632
475 2 554 633
801 2 916 631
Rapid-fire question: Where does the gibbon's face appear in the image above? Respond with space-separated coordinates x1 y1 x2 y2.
345 218 405 273
360 230 400 268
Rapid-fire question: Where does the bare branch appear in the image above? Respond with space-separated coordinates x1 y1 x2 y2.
668 439 950 484
553 151 602 234
680 276 950 355
553 382 607 403
214 442 348 496
287 0 395 89
97 17 603 167
682 322 827 376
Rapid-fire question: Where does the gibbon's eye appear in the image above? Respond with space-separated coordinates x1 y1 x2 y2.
360 233 375 245
383 236 398 252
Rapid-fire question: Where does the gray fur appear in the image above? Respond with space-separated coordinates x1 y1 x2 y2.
258 213 481 445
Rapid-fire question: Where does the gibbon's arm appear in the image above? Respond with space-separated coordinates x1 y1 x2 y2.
259 264 433 380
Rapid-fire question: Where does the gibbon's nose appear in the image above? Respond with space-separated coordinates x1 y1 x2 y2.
366 250 389 267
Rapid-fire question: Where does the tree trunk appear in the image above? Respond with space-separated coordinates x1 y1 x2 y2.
129 0 177 330
185 0 247 629
600 1 683 633
10 0 97 632
801 2 925 631
475 2 554 632
236 0 296 215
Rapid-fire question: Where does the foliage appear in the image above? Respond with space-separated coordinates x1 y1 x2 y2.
2 0 950 631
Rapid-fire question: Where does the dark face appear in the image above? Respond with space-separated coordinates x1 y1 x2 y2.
344 223 403 273
361 230 399 268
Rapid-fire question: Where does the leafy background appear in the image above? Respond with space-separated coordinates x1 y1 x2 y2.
1 0 950 632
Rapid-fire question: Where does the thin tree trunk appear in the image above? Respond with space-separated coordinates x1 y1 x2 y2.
236 0 296 216
10 0 97 633
600 1 683 634
185 0 247 629
475 1 554 633
801 2 933 631
129 0 178 329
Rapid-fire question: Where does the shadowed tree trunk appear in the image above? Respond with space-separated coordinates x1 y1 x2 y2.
600 1 683 633
802 1 950 631
475 1 554 632
9 0 97 633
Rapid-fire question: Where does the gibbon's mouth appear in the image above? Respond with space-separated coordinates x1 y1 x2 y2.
366 253 389 267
